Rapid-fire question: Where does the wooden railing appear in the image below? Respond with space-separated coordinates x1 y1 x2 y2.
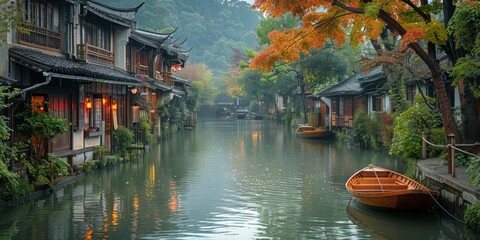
127 64 149 75
161 72 174 86
422 133 480 177
77 43 114 66
138 64 148 75
18 23 61 50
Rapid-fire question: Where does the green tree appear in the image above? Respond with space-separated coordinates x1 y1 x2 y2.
0 86 19 164
0 0 25 45
447 1 480 143
17 107 68 162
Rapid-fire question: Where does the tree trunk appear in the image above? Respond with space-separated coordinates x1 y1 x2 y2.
377 10 462 143
300 80 308 124
463 86 480 143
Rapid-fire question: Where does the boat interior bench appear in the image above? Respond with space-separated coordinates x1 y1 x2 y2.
356 178 397 184
352 183 408 191
360 171 390 177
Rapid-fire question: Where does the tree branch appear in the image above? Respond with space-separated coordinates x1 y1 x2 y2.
401 0 430 21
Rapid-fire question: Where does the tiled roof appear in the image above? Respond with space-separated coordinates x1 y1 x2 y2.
0 75 18 86
86 1 144 27
130 29 188 66
9 47 141 85
172 76 190 86
319 67 385 97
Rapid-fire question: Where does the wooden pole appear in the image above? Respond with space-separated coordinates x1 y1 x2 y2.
447 134 455 176
422 132 427 159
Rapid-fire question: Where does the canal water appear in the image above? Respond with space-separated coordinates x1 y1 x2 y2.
0 119 475 239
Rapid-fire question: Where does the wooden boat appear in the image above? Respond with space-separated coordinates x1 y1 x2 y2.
295 126 333 139
345 165 438 210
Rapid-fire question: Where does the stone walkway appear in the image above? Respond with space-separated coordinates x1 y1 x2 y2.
417 158 480 204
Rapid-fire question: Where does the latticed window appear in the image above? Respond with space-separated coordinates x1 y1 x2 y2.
24 0 57 30
19 0 60 49
83 21 111 50
92 97 102 129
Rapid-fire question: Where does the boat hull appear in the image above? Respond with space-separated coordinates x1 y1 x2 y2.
351 190 435 210
295 126 333 139
346 165 438 210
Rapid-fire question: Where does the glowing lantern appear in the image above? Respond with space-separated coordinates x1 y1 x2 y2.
86 99 92 109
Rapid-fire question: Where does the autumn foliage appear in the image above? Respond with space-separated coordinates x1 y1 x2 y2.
250 0 464 142
250 0 448 72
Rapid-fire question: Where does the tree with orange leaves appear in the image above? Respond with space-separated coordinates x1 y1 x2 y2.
250 0 464 142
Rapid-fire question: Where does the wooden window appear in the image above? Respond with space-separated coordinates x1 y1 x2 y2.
83 21 111 50
372 95 383 112
406 85 416 104
20 0 60 49
85 95 103 130
93 97 102 129
24 0 57 30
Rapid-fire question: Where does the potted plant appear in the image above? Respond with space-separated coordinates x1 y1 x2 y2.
93 145 107 161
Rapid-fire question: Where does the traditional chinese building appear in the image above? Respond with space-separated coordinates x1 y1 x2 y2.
1 0 188 169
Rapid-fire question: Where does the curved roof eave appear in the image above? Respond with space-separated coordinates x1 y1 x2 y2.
89 0 145 13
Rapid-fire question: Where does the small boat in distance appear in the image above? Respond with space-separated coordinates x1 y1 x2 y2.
345 165 438 210
295 126 334 139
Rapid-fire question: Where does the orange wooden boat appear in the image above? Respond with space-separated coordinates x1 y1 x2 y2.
295 126 334 139
345 165 438 210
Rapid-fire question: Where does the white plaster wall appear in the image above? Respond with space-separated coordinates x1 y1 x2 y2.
384 95 391 113
114 27 129 70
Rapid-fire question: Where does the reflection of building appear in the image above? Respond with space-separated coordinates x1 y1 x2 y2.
1 0 189 169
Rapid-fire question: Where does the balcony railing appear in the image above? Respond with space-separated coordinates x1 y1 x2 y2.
161 72 174 86
127 64 149 75
77 43 114 66
17 23 61 50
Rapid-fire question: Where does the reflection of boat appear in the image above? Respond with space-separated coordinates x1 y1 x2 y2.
295 126 333 139
346 202 439 239
346 165 438 210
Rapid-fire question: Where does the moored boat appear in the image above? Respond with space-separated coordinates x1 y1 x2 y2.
295 126 334 139
345 165 438 210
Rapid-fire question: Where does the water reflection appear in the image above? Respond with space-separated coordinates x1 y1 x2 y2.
346 201 439 239
0 120 476 239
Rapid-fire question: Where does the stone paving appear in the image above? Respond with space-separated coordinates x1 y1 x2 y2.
417 158 480 204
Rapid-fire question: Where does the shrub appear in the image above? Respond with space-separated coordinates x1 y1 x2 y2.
465 203 480 232
82 162 94 173
389 95 444 159
36 154 70 188
17 107 67 162
114 127 134 157
0 161 33 202
352 109 381 149
23 154 70 188
140 116 153 144
467 156 480 187
378 113 394 148
94 145 107 161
